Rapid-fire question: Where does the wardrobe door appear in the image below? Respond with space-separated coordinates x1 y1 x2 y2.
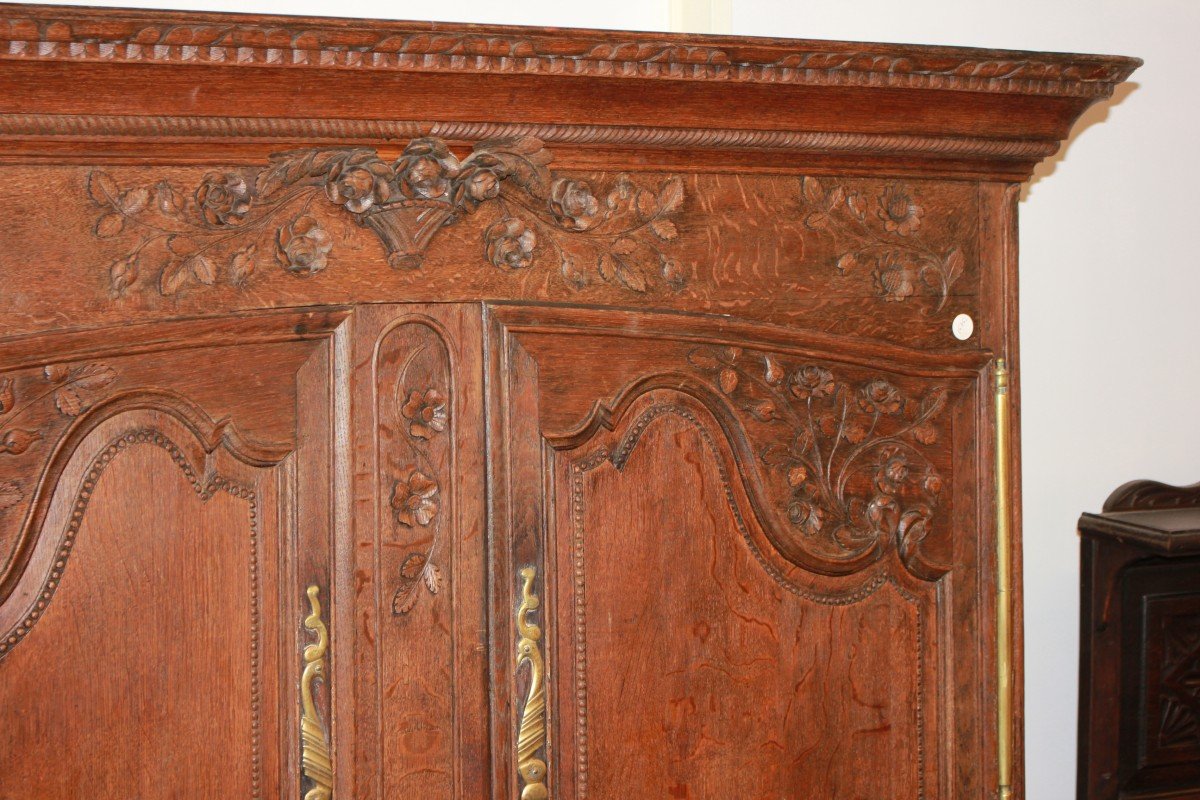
488 306 993 800
0 310 344 800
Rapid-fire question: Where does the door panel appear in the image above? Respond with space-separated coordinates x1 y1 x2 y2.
0 311 342 800
488 305 991 799
0 411 282 798
553 392 931 799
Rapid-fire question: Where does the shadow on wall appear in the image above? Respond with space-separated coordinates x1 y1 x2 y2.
1021 81 1139 203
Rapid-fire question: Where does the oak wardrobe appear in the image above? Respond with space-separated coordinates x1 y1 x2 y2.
0 6 1137 799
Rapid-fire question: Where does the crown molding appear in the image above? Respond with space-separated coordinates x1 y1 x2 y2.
0 5 1140 99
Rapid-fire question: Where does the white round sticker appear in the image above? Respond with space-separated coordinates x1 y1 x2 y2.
952 313 974 341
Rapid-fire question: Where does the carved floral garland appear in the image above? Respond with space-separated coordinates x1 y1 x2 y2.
799 176 966 311
688 346 947 564
88 136 686 298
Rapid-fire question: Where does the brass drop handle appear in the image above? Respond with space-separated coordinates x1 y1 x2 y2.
301 586 334 800
516 567 548 800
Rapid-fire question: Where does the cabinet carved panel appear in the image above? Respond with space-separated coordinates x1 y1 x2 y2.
552 390 937 799
0 411 283 797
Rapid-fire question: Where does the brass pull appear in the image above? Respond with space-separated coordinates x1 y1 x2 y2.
994 360 1014 800
516 567 548 800
301 585 334 800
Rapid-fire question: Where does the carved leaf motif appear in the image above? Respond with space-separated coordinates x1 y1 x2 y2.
650 218 678 241
94 213 124 238
0 480 21 511
185 254 216 286
160 259 191 295
228 245 257 286
53 388 83 416
50 364 117 416
87 171 120 206
119 187 150 215
423 563 443 595
657 176 684 215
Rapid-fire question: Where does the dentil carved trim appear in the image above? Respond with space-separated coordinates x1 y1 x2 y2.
687 346 949 575
88 136 686 298
0 11 1138 98
799 176 966 311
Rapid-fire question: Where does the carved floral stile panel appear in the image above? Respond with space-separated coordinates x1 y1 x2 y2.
687 345 953 578
377 323 452 617
0 362 118 570
88 136 687 299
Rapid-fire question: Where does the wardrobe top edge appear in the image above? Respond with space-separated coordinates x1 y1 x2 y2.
0 3 1141 99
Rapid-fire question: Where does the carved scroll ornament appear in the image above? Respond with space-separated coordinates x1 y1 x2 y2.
88 136 686 299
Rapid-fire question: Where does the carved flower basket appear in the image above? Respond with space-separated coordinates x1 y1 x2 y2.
361 201 457 271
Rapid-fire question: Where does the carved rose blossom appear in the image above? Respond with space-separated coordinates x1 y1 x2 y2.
788 498 825 536
453 153 505 211
277 216 332 275
485 218 537 270
858 379 904 415
877 184 923 236
392 468 439 527
548 178 599 230
873 256 916 302
196 172 252 226
789 365 835 400
325 158 393 213
875 449 911 493
401 389 448 440
396 138 459 200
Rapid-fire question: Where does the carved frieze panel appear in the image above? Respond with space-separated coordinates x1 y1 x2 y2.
0 160 978 350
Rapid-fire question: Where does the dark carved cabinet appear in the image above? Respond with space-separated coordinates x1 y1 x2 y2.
0 5 1137 799
1079 481 1200 800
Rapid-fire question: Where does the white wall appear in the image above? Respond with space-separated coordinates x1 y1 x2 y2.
30 0 1200 795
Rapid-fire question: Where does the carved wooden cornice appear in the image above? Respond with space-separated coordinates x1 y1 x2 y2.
0 5 1139 99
